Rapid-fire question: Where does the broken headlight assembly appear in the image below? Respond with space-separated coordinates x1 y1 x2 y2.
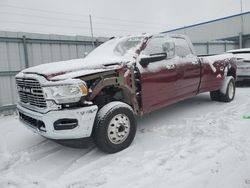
43 82 88 104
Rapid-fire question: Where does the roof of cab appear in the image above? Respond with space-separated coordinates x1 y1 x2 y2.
227 48 250 53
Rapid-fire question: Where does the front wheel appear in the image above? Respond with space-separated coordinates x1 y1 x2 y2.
93 102 137 153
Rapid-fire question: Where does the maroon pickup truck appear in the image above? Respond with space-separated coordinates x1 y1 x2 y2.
16 34 237 153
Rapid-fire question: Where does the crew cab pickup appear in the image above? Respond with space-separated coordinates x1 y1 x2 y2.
16 34 237 153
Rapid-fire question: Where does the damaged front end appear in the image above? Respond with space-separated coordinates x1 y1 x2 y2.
15 61 142 140
16 72 99 139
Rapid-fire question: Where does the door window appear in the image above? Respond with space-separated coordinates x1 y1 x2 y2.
174 38 192 58
141 36 176 59
142 37 166 56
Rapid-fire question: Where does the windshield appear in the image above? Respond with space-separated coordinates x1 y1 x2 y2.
85 36 145 62
114 37 145 56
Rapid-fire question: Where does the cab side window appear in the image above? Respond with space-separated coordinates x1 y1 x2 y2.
142 37 166 56
142 36 175 59
174 38 192 58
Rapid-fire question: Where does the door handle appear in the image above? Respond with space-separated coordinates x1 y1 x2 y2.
166 64 176 70
192 61 199 65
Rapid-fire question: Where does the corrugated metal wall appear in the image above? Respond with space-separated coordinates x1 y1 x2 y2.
0 31 239 112
164 12 250 44
193 41 238 55
0 31 106 112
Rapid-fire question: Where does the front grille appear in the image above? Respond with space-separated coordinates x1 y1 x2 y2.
16 77 47 108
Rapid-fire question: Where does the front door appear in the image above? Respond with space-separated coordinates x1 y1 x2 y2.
138 35 179 113
140 60 178 113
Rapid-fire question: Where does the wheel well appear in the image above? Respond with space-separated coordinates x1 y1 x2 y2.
92 86 132 108
227 68 236 79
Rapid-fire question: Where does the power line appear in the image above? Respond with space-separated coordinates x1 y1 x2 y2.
0 4 167 27
0 4 166 36
0 4 90 18
0 20 90 30
92 19 167 29
0 11 90 24
0 11 167 30
93 15 166 26
0 20 158 33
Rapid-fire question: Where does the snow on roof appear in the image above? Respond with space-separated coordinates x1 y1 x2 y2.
227 48 250 53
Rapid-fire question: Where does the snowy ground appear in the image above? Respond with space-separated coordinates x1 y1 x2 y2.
1 88 250 188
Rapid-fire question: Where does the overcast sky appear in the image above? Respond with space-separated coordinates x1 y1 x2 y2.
0 0 249 37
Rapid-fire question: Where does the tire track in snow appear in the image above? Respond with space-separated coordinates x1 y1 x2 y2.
116 97 250 188
60 146 96 176
0 140 62 173
1 90 250 188
120 104 249 187
182 101 250 163
45 146 98 180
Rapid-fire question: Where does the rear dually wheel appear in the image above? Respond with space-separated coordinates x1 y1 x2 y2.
210 76 235 102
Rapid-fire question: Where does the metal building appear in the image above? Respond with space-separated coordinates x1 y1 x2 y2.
163 11 250 49
0 31 106 113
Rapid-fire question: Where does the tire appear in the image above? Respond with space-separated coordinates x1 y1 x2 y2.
220 77 235 102
210 90 221 101
93 102 137 153
210 77 235 102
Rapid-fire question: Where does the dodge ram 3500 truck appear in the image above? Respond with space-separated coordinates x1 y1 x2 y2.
16 34 237 153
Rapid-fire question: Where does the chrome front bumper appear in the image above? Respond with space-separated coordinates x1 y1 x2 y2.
17 104 98 140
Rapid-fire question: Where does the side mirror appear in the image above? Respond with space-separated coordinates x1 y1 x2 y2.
139 53 167 67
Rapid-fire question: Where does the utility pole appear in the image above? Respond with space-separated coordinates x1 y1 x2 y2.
239 0 244 48
241 0 244 34
89 14 95 49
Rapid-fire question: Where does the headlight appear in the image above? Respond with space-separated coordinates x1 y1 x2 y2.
43 82 88 104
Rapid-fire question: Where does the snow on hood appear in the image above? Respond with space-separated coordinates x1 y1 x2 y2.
22 58 126 80
21 35 145 80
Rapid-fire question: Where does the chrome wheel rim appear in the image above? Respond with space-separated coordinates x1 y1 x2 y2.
108 114 130 144
228 81 234 99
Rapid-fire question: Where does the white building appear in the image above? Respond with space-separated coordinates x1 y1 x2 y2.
163 11 250 48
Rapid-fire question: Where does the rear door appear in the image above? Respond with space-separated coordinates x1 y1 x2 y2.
173 37 201 98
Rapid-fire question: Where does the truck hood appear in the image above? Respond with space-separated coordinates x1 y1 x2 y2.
21 57 130 80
